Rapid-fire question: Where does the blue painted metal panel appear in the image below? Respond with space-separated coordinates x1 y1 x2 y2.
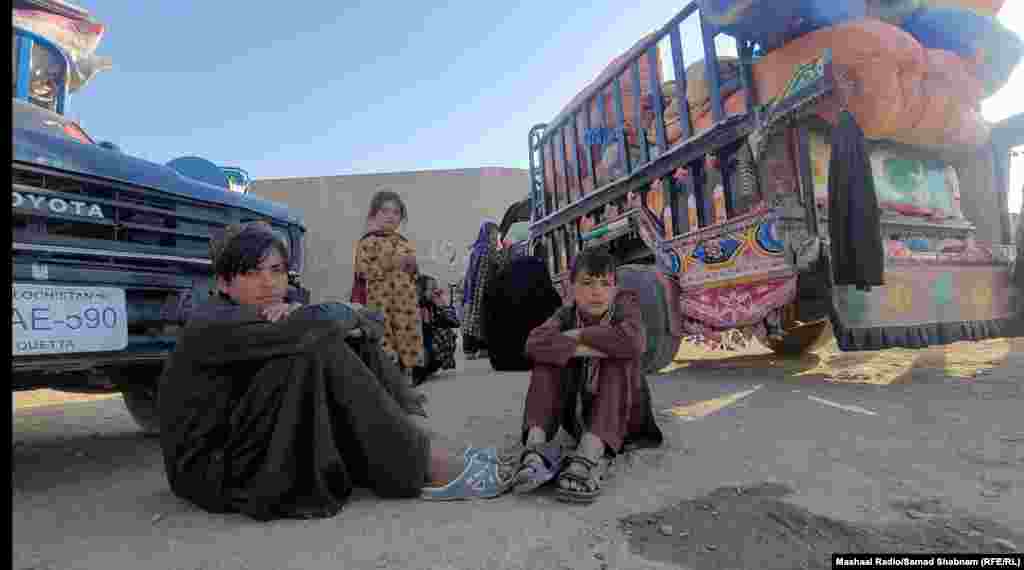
696 165 712 228
612 76 629 177
739 39 758 115
647 46 667 154
534 125 550 217
559 127 572 203
668 26 692 142
583 98 597 185
595 90 608 135
547 139 559 209
15 36 33 101
570 112 585 196
14 27 70 113
167 156 230 189
699 11 725 123
630 61 649 168
527 124 546 220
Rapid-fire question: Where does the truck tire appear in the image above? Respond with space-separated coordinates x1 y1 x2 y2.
615 264 682 374
106 366 162 436
762 319 833 356
121 386 160 436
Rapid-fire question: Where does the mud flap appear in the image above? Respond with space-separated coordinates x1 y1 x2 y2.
829 260 1017 351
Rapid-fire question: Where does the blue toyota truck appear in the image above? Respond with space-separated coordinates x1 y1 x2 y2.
12 1 308 433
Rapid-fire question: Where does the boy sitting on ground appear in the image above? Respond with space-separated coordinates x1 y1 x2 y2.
512 248 663 504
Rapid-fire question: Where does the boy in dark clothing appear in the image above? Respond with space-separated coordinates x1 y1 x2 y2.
159 223 510 520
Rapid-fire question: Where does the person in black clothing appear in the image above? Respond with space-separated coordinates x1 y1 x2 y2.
158 223 511 520
482 255 565 372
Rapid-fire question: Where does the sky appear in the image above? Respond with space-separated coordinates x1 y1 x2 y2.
66 1 1023 211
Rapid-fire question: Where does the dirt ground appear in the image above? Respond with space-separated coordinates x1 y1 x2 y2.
622 337 1024 569
622 482 1023 570
12 336 1024 570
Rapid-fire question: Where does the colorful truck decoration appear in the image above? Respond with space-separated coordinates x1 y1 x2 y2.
514 0 1022 373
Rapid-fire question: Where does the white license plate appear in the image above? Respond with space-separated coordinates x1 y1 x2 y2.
12 283 128 356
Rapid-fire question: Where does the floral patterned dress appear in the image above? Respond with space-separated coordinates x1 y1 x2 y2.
353 231 424 370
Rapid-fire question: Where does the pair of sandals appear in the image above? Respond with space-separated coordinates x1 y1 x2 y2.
512 443 609 504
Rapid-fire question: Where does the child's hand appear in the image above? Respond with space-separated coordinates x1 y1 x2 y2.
574 345 607 358
261 302 302 323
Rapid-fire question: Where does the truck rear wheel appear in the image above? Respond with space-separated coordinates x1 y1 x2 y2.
615 264 682 374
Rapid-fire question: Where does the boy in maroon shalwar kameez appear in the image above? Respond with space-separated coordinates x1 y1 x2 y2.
513 249 663 503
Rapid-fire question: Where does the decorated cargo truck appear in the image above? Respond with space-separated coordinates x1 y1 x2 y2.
12 0 308 433
517 0 1023 373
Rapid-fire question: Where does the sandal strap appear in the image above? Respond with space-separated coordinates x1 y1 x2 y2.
563 454 599 470
558 457 601 493
519 443 558 469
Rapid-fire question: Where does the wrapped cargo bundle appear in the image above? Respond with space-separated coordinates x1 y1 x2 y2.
900 5 1022 96
751 18 991 150
652 58 744 146
868 0 1005 23
656 9 1011 146
702 0 867 52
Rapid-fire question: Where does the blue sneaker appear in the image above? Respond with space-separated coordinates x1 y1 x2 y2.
464 445 499 464
421 449 510 501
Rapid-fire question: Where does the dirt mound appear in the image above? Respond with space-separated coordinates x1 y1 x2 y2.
621 482 1022 570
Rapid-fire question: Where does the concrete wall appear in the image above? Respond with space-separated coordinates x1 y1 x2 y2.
250 167 529 304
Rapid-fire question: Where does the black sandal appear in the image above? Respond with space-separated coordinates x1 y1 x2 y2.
555 454 608 504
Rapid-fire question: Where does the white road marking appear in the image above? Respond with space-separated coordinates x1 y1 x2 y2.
807 395 878 416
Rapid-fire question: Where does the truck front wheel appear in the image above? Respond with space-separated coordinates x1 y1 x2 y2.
121 386 160 436
106 366 162 436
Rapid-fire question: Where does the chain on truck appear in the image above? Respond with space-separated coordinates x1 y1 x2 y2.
502 0 1024 375
12 0 309 434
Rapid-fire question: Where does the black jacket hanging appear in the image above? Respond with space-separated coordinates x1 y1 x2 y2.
828 110 885 290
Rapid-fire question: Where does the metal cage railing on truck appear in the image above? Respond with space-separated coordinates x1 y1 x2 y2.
527 0 764 278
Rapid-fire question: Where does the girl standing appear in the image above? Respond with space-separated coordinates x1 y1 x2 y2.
352 190 425 375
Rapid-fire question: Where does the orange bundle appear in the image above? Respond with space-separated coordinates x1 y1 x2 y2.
749 18 990 150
